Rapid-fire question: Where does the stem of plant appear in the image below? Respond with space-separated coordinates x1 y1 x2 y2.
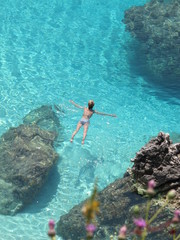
175 233 180 240
148 199 168 225
141 229 147 240
145 199 151 222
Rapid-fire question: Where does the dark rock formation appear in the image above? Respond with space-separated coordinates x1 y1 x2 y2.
123 0 180 79
0 105 60 215
132 132 180 194
57 132 180 239
57 176 174 240
57 176 146 239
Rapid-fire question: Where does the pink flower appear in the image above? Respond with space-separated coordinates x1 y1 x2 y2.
118 225 127 239
148 180 156 189
172 210 180 223
134 218 146 228
48 219 55 229
86 224 96 233
174 210 180 217
48 219 56 237
147 180 156 196
134 218 146 236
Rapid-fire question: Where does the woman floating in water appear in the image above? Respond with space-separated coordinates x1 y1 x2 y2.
70 100 116 144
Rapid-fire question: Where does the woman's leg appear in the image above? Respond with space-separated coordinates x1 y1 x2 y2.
70 122 82 142
82 123 89 144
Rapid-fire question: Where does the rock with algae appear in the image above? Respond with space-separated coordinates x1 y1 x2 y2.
0 105 60 215
123 0 180 79
23 105 60 132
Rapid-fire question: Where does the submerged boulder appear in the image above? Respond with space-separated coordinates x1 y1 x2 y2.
57 132 180 239
0 105 60 215
123 0 180 79
23 105 60 132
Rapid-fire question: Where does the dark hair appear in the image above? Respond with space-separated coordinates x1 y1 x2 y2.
88 100 94 109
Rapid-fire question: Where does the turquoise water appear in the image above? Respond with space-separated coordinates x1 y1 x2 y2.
0 0 180 239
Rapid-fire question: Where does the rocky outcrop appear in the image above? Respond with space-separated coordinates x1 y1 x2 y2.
57 132 180 239
132 132 180 194
123 0 180 79
57 176 174 240
57 176 147 240
0 105 60 215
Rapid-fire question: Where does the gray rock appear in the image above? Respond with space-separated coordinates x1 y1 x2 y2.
57 176 174 240
0 105 60 215
123 0 180 79
132 132 180 192
0 124 58 215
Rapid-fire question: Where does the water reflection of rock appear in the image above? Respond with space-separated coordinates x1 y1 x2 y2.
123 0 180 80
57 132 180 239
0 105 60 215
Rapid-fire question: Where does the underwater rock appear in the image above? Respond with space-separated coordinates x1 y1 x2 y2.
23 104 64 144
75 161 95 187
23 105 60 133
0 124 58 215
57 132 180 239
0 105 60 215
123 0 180 79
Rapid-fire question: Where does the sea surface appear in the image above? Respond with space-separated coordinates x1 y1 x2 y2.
0 0 179 239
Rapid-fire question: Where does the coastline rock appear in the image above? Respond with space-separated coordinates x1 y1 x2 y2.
132 132 180 195
57 176 174 240
57 176 147 239
123 0 180 79
57 132 180 239
0 105 60 215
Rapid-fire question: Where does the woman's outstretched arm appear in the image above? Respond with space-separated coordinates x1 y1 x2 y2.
94 110 117 117
69 100 84 109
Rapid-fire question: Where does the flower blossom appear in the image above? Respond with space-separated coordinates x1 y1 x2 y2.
48 219 56 238
134 218 146 236
118 225 127 239
134 218 146 228
147 180 156 196
148 180 156 189
86 223 96 237
172 209 180 223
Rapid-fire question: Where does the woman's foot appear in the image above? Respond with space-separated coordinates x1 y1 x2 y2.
70 138 73 143
82 139 85 145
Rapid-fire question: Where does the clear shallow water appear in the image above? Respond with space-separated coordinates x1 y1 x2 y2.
0 0 180 239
